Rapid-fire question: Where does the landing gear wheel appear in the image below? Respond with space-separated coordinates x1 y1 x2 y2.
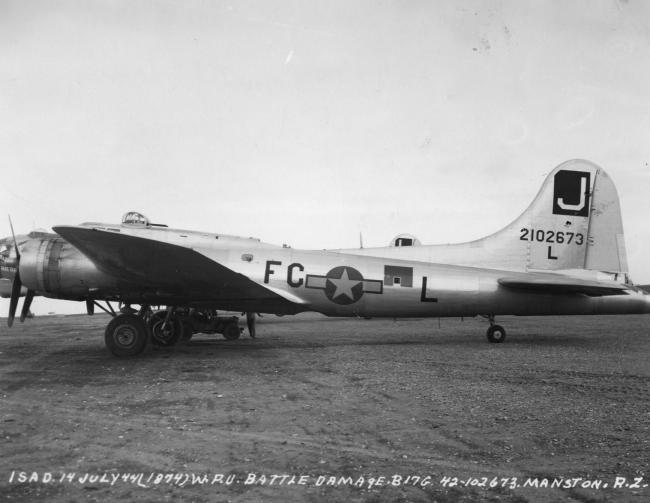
148 311 182 347
487 324 506 343
105 314 149 357
222 323 241 340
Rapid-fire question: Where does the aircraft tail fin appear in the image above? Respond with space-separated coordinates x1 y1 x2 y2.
476 159 628 273
341 159 629 276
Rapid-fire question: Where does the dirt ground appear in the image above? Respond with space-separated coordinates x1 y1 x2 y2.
0 312 648 502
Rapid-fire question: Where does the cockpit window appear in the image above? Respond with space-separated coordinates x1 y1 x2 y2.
122 212 150 227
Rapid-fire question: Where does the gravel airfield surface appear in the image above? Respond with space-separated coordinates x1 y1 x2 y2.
0 313 648 502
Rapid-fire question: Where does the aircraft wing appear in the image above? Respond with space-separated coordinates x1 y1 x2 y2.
498 275 629 297
52 226 306 311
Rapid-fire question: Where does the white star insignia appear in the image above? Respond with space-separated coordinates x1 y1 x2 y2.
329 268 361 301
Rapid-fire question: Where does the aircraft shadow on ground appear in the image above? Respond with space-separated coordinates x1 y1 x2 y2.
0 331 611 393
168 331 595 352
36 329 600 362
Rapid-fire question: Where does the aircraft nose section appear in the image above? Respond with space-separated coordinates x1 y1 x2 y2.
0 237 15 279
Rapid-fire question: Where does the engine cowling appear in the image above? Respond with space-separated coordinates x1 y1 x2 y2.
19 236 117 299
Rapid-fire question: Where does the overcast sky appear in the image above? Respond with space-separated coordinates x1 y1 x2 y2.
1 0 649 314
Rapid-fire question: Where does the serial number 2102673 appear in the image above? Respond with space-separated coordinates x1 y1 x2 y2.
519 228 584 245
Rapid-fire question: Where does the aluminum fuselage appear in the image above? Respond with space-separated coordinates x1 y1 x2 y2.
80 224 650 318
3 221 649 318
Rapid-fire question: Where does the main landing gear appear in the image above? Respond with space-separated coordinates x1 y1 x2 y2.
485 315 506 343
105 312 150 357
88 300 150 357
148 309 184 347
91 301 251 357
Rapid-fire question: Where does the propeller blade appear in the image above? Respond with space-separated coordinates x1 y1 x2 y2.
7 216 25 327
86 299 95 315
8 215 20 260
246 312 256 338
19 289 35 322
8 270 22 327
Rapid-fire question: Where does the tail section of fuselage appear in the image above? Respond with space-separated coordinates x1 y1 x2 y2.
342 159 629 278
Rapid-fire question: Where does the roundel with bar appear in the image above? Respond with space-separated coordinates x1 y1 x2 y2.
305 266 383 305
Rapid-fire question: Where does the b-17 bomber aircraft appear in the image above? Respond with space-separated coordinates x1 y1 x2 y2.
1 159 648 357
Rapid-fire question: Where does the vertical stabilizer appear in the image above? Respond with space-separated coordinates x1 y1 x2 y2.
341 159 628 274
519 159 627 273
518 160 593 271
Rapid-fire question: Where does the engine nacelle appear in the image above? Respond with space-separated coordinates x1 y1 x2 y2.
19 236 118 299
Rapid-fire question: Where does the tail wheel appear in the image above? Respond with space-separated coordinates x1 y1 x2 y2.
148 311 182 347
487 324 506 343
105 314 149 357
222 322 241 340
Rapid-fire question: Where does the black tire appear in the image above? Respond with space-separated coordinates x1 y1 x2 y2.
105 314 149 357
222 322 241 340
486 324 506 343
148 311 182 347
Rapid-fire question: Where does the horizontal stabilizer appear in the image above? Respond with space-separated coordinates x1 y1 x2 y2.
498 276 629 297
